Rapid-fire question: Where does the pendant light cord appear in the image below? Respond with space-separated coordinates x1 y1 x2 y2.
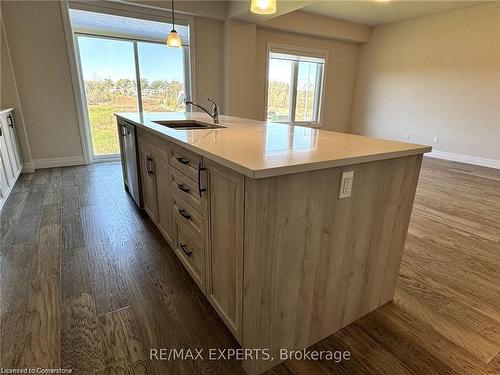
171 0 175 30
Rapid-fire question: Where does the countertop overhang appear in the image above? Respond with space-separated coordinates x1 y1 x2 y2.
115 112 432 178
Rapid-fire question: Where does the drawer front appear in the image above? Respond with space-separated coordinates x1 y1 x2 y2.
138 129 170 161
174 222 205 289
169 143 201 182
171 193 204 239
168 167 206 215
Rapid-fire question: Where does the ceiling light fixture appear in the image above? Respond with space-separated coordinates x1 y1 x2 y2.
251 0 276 15
166 0 182 47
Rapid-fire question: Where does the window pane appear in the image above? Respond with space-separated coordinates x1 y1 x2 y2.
267 58 292 122
138 42 186 112
78 36 138 156
295 62 320 123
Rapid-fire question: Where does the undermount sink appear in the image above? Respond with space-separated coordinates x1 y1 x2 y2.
153 121 226 130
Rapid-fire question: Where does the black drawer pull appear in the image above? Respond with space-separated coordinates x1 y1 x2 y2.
178 208 191 220
176 156 190 165
7 114 14 128
180 243 193 257
146 155 154 176
177 183 190 193
198 161 207 197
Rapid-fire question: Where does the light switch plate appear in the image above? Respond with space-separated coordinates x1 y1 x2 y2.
339 171 354 199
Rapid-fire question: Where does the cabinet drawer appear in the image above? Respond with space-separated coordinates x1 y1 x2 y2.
174 222 205 289
138 129 170 161
169 143 201 182
171 193 204 239
168 167 206 215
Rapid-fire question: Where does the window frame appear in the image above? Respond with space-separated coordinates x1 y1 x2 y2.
264 43 329 128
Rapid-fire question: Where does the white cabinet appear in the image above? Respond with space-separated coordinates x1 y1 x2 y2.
0 108 23 211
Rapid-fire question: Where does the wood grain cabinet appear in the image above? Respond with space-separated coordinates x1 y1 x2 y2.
137 128 244 338
156 157 174 246
138 142 159 222
205 159 244 341
133 126 423 375
138 135 174 246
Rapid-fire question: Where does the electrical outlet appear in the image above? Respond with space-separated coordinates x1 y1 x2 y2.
433 136 440 144
339 171 354 199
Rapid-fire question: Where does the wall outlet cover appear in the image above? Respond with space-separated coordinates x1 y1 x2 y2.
339 171 354 199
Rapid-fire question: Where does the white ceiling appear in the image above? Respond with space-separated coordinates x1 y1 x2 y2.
301 1 485 26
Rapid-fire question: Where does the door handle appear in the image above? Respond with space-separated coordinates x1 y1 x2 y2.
177 208 191 220
180 243 193 257
176 156 190 165
177 183 190 193
120 125 128 137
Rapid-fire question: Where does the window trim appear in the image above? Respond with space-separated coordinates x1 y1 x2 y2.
264 42 329 128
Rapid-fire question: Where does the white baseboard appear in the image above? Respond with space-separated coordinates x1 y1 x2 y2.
33 156 86 169
22 161 35 173
427 150 500 170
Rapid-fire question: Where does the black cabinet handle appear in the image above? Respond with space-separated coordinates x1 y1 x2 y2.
177 183 190 193
7 114 14 128
178 208 191 220
176 156 190 165
146 155 154 176
198 161 207 197
180 243 192 257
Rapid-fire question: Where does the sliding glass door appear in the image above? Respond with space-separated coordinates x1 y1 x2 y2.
137 42 187 113
70 8 191 160
77 36 138 157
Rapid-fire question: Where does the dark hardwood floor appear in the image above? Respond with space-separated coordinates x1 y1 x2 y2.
1 157 499 374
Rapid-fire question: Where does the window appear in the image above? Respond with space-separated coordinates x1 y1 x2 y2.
266 48 326 126
69 8 192 159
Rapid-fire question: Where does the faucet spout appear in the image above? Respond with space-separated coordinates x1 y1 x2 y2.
185 98 220 125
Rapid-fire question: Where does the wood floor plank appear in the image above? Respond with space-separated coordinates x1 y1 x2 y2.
16 275 60 368
98 307 152 375
61 246 105 373
380 303 491 375
0 191 29 222
0 242 35 367
2 159 498 374
86 238 132 316
1 185 45 248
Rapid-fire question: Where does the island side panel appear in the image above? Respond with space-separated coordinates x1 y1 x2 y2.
242 154 422 375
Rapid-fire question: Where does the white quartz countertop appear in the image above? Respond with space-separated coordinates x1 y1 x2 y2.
0 108 14 115
115 112 431 178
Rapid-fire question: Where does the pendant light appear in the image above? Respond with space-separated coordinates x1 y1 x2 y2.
251 0 276 15
166 0 182 47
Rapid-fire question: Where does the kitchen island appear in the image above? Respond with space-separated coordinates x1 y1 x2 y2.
115 112 431 374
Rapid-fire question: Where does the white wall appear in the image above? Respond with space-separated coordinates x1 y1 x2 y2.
223 20 258 119
194 16 224 107
350 3 500 164
2 1 85 165
1 18 32 169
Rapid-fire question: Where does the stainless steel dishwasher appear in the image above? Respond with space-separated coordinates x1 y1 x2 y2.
117 118 142 207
